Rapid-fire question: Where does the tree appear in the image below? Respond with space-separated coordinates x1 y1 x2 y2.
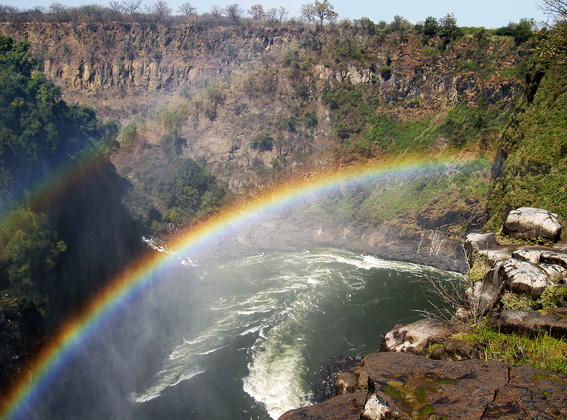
277 7 288 23
121 0 142 14
248 4 264 20
108 1 123 13
541 0 567 22
266 7 279 23
423 16 438 37
225 4 243 22
210 5 224 18
314 0 337 28
439 13 462 45
300 3 316 23
151 0 172 19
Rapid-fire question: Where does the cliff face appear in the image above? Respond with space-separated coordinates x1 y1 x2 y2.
0 22 527 239
0 22 523 123
0 22 309 120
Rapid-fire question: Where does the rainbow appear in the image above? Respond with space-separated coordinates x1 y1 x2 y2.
0 154 473 419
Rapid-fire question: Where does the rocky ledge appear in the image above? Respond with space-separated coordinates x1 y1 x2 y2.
281 352 567 420
279 207 567 419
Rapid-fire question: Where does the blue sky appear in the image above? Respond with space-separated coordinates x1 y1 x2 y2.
4 0 549 28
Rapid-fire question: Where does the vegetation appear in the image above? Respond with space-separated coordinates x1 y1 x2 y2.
486 15 567 228
455 319 567 375
0 35 139 323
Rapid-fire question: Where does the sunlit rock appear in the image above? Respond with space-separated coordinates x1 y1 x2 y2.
503 207 562 242
380 318 462 355
499 258 551 298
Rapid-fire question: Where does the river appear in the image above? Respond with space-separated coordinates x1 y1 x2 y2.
28 247 461 420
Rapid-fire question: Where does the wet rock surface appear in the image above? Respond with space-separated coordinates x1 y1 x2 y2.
312 354 363 403
279 352 567 420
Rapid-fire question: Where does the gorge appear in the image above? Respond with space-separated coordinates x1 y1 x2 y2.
0 3 566 420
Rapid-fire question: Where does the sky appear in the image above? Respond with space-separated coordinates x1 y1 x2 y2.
2 0 550 29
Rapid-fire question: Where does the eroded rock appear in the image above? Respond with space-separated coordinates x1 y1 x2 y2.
503 207 562 242
380 318 463 355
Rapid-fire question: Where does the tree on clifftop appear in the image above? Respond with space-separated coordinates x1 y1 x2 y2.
314 0 337 28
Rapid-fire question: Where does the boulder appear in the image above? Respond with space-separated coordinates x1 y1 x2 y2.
380 318 463 355
502 207 562 242
490 308 567 338
499 258 551 298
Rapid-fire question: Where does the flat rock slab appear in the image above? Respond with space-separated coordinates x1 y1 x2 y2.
484 366 567 419
490 308 567 338
280 353 567 420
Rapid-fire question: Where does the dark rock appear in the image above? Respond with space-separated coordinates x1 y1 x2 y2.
312 354 363 403
484 366 567 419
278 392 367 420
0 293 46 391
502 207 562 243
281 352 567 420
380 318 463 355
540 251 567 269
429 340 481 361
490 308 567 339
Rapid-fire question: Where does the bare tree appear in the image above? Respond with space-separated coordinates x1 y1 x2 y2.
152 0 172 18
210 5 224 18
248 4 264 20
277 7 288 23
108 1 123 13
225 4 243 22
300 3 316 24
49 2 66 14
178 2 196 21
266 7 278 24
541 0 567 22
121 0 142 14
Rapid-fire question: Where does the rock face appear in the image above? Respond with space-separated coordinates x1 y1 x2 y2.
503 207 562 242
279 352 567 420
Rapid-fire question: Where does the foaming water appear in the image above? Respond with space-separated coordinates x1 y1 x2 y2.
22 247 461 420
130 248 460 419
